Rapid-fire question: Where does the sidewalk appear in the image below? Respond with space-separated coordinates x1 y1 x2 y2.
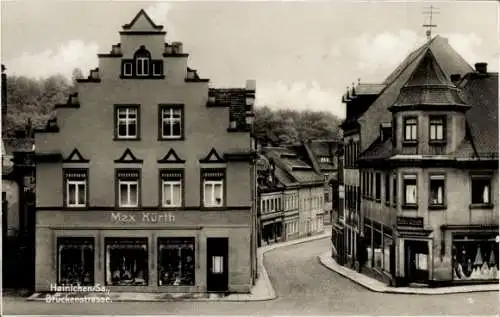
318 252 499 295
26 229 331 302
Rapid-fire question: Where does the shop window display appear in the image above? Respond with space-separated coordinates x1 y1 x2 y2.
158 237 195 286
452 233 499 281
57 237 94 285
105 238 148 286
373 230 383 268
364 225 373 267
383 236 392 273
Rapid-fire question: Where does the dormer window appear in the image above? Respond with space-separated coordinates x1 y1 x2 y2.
121 45 164 79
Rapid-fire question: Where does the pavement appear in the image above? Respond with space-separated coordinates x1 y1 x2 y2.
4 237 499 315
25 229 331 303
318 252 499 295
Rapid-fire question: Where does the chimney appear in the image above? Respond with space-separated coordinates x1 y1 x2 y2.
172 42 183 54
246 79 256 91
475 62 487 73
450 74 461 83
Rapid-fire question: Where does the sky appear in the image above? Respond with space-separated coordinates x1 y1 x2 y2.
1 0 499 119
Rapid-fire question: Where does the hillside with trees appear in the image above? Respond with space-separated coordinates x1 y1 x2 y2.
2 72 341 148
253 106 341 146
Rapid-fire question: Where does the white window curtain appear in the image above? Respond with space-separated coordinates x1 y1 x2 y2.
406 184 417 204
483 185 489 203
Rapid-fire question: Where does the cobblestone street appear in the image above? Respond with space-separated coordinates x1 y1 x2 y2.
3 238 499 316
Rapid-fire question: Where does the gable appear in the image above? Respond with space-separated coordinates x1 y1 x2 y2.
200 148 226 163
62 148 90 163
114 148 143 163
158 148 185 163
122 9 164 32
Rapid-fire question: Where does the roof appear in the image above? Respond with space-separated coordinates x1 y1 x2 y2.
358 137 393 161
261 147 324 186
459 73 499 155
122 9 164 31
392 50 468 109
358 35 474 151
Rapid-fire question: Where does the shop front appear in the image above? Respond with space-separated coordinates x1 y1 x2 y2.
451 232 499 282
363 219 394 279
36 209 253 293
393 216 433 286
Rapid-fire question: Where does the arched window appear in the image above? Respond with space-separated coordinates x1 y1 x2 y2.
134 46 151 76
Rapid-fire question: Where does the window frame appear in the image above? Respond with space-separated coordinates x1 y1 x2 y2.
429 173 447 209
57 237 95 286
157 237 195 286
375 172 382 202
152 60 164 76
158 104 185 141
201 169 226 208
403 116 418 143
63 169 89 209
135 56 150 77
470 174 493 208
392 173 398 206
384 173 391 205
114 104 140 140
104 237 148 286
429 116 446 143
123 61 133 77
159 169 184 208
115 169 141 209
402 173 418 209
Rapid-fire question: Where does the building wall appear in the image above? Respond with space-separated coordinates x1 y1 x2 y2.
393 110 467 155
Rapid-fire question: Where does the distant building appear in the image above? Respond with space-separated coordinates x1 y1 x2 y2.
291 139 338 224
258 146 325 244
33 9 257 294
335 35 499 286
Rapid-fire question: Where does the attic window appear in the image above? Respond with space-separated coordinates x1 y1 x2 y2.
121 45 164 79
135 47 151 76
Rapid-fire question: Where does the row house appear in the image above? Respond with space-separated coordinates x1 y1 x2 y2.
33 10 257 294
260 147 325 240
336 34 499 286
297 139 339 224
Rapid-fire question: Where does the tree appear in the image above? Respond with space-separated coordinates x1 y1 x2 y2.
253 106 341 146
4 74 71 141
71 68 84 87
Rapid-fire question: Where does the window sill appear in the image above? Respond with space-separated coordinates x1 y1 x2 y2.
120 75 165 79
469 203 494 210
429 140 447 146
158 136 185 141
114 137 141 141
63 206 89 211
375 199 381 203
402 140 418 146
402 204 418 210
115 206 142 210
429 204 447 210
384 201 391 206
200 206 227 211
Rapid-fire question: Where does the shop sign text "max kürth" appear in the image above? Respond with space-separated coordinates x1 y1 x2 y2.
111 212 175 224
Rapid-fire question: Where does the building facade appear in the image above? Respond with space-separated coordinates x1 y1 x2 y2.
260 147 325 240
336 35 499 286
293 140 338 224
33 10 257 293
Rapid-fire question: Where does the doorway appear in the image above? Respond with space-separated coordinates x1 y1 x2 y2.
404 240 429 283
206 237 228 292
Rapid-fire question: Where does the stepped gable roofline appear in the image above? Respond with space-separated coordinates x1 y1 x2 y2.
122 9 164 31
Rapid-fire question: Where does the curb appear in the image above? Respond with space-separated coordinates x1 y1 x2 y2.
26 231 331 303
318 253 499 295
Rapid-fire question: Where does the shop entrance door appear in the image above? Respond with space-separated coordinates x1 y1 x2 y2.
405 240 429 283
206 237 228 292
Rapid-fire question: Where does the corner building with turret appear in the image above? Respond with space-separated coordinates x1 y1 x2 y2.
34 10 258 294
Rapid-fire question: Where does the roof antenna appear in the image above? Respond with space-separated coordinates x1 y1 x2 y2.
423 5 439 41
